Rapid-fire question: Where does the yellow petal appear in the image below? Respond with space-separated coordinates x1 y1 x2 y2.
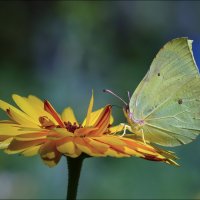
90 105 112 136
65 153 80 158
12 94 41 123
82 108 114 127
9 108 40 127
81 105 112 137
40 149 62 167
0 124 23 136
21 145 41 156
15 131 48 141
53 128 74 137
123 146 145 157
4 149 24 154
0 138 13 149
75 137 103 157
105 148 130 157
110 115 114 124
0 100 39 127
109 124 124 134
57 140 75 155
136 147 158 156
95 135 126 146
82 108 103 126
85 91 94 127
43 160 57 167
27 95 44 109
85 138 109 153
61 107 78 124
27 95 58 125
45 152 56 159
121 138 179 166
56 137 81 157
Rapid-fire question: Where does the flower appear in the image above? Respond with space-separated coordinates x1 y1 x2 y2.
0 93 178 167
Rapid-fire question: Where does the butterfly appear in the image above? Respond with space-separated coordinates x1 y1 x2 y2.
105 37 200 147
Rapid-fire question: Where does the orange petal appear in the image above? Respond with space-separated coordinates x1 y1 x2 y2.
93 105 111 127
87 105 111 136
0 135 12 142
82 107 114 126
39 141 62 167
121 138 178 165
93 136 130 157
56 137 81 157
8 138 46 151
84 137 109 154
74 127 98 137
95 135 126 146
94 136 136 156
39 116 55 128
122 138 158 152
15 131 48 141
74 137 104 157
44 100 65 128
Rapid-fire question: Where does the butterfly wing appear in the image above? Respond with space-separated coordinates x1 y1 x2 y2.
129 38 200 147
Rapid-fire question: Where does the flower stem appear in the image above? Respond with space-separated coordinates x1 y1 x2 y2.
66 155 85 200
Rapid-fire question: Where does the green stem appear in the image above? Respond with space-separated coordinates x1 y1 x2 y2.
66 155 85 200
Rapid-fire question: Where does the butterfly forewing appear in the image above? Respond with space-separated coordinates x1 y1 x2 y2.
129 38 200 146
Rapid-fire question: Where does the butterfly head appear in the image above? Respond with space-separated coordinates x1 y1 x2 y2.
123 104 131 117
103 89 144 133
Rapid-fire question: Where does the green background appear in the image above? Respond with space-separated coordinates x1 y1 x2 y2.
0 1 200 199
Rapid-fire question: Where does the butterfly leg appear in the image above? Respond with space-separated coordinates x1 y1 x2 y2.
141 129 147 145
120 123 127 137
120 123 132 137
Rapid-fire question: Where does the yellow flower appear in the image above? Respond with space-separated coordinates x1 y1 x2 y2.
0 93 178 167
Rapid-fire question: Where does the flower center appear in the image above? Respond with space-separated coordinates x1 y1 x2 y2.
64 121 82 133
39 116 82 133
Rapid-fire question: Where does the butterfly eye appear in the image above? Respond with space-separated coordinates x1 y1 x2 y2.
157 72 161 76
125 105 129 112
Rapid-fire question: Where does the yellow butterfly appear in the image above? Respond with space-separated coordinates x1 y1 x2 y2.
106 37 200 147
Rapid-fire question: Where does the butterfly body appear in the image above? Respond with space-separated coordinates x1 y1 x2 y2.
123 107 145 138
126 37 200 147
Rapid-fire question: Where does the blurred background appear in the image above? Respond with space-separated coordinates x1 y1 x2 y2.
0 1 200 199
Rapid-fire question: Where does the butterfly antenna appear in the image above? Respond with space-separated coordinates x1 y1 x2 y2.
103 89 128 106
127 91 131 101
